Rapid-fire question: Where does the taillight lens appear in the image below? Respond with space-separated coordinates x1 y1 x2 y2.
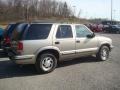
5 37 10 44
17 42 23 51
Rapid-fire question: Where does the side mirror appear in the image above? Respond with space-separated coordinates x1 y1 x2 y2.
87 33 95 38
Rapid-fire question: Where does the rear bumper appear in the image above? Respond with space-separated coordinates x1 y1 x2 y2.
0 49 8 58
10 55 35 64
0 49 3 52
110 45 114 51
111 45 114 48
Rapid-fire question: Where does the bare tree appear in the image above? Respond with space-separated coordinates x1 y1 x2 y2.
0 0 74 22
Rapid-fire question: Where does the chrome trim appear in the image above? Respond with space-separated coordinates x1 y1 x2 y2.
61 50 75 55
14 55 35 60
76 48 98 53
60 48 98 55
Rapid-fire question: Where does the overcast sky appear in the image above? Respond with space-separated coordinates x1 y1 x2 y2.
61 0 120 20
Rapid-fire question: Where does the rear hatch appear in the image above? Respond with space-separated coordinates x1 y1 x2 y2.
5 23 28 57
2 23 24 48
7 23 52 58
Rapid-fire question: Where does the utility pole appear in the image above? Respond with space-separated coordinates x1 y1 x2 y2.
111 0 113 24
113 10 116 20
73 6 76 22
73 6 76 17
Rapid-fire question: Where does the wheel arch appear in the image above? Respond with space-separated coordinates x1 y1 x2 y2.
35 47 61 62
98 43 111 52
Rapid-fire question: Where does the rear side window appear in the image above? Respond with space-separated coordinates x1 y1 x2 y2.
24 24 52 40
56 25 73 38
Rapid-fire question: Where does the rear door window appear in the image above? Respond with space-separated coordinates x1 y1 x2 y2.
56 25 73 38
24 24 52 40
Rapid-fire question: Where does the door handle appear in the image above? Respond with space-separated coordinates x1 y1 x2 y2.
55 41 60 44
76 40 80 43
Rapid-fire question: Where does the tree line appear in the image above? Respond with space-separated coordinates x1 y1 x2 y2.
0 0 74 22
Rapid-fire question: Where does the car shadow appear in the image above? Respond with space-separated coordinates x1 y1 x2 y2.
58 56 101 67
0 56 102 79
0 60 37 79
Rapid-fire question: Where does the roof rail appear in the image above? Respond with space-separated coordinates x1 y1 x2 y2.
31 19 71 24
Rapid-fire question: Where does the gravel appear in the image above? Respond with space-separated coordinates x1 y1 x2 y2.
0 33 120 90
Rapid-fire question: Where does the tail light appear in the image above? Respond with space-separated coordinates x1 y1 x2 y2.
5 37 10 44
17 42 23 51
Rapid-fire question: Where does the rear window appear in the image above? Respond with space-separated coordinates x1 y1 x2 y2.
23 24 52 40
5 24 11 31
4 24 16 37
11 23 28 41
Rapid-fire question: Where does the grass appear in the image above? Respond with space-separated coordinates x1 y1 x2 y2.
0 17 91 29
0 25 6 29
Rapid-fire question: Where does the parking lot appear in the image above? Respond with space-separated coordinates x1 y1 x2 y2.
0 33 120 90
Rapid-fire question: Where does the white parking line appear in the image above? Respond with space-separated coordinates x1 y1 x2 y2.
0 58 10 61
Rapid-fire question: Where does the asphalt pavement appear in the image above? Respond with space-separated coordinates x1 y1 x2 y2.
0 33 120 90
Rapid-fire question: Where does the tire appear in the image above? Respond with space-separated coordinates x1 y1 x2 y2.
96 46 110 61
35 53 57 73
119 30 120 34
116 30 120 34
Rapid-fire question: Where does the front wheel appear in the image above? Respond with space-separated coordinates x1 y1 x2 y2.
116 30 120 34
35 53 57 73
118 30 120 34
96 46 110 61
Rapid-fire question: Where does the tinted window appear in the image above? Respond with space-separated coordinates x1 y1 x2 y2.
24 24 52 40
4 24 16 37
56 25 73 38
5 24 12 31
12 23 28 41
75 25 92 37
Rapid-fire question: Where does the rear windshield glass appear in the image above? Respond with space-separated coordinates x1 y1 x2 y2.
11 23 28 41
4 24 16 37
5 24 12 31
23 24 52 40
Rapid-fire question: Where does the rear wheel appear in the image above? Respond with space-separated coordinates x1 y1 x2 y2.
35 53 57 73
96 46 110 61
